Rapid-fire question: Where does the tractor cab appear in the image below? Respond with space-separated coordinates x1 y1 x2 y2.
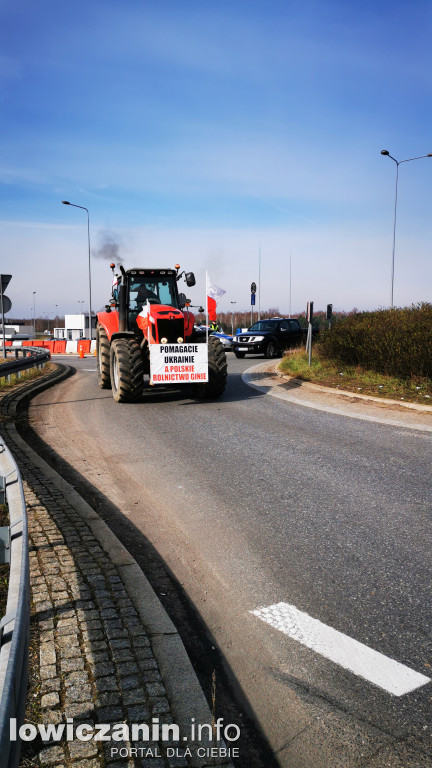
126 269 182 329
110 266 196 334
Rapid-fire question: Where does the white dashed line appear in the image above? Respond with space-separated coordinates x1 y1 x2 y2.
250 602 430 696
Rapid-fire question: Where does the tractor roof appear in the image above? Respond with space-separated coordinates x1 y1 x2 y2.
127 268 176 275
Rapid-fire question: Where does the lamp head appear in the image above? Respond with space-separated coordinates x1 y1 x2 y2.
381 150 389 156
62 200 70 205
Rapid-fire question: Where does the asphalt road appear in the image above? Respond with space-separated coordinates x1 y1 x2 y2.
27 353 432 768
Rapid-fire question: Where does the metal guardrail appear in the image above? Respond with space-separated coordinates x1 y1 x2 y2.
0 439 30 768
0 346 51 381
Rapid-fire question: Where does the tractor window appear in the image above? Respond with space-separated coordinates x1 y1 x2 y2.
129 276 178 312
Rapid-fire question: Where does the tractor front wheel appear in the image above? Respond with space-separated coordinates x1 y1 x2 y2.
194 336 228 399
110 338 144 403
96 326 111 389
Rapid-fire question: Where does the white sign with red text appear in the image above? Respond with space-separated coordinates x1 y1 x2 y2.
150 343 208 385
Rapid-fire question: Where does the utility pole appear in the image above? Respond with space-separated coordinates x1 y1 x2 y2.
258 247 261 321
289 251 292 318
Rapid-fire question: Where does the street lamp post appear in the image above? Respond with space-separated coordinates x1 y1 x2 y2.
32 291 36 338
230 301 237 336
380 150 432 308
78 300 85 337
62 201 93 339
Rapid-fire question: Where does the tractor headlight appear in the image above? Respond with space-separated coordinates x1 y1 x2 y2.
177 336 184 343
161 337 168 344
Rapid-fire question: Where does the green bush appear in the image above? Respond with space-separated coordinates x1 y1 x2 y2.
318 303 432 379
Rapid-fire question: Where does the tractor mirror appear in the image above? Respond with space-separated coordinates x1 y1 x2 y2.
185 272 196 287
178 292 187 307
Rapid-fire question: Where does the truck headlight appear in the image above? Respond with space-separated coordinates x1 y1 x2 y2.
161 337 168 344
177 336 184 343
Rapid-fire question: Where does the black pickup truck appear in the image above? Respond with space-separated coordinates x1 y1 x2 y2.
232 317 317 358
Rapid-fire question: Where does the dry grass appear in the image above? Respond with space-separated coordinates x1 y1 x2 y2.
279 349 432 404
0 363 57 391
0 504 9 620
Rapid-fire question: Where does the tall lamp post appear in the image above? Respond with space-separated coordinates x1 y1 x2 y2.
32 291 36 338
230 301 237 336
380 150 432 308
62 201 93 339
78 300 85 338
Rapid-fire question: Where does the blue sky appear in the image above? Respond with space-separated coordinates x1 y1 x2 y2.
1 0 431 320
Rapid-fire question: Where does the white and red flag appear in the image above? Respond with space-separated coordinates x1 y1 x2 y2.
206 272 226 322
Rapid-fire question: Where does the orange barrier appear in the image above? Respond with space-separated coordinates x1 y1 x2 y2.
53 340 66 353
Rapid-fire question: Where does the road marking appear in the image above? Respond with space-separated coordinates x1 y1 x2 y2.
250 602 430 696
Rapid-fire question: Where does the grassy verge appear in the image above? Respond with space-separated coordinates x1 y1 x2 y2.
279 348 432 404
0 363 57 392
0 504 9 620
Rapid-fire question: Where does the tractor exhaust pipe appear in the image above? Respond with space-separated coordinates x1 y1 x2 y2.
118 266 127 332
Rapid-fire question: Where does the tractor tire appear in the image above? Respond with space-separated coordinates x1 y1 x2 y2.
96 326 111 389
194 336 228 399
110 337 144 403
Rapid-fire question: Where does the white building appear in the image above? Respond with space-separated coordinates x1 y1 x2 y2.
0 324 33 338
53 314 97 340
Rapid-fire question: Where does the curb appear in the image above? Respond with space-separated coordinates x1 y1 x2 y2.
1 365 234 768
274 365 432 413
242 362 432 432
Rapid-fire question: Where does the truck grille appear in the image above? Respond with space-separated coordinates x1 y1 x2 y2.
156 318 185 343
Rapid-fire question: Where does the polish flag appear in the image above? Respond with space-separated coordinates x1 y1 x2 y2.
206 273 226 322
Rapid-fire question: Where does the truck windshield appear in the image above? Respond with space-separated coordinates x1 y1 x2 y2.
249 321 278 331
129 276 178 310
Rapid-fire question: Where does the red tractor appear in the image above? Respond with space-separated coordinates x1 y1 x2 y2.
96 264 227 403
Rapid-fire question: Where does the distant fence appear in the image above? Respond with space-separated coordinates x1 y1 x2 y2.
0 439 30 768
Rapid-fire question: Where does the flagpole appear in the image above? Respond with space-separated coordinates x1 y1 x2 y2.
205 270 209 345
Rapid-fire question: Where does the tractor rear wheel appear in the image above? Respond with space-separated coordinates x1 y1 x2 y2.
110 338 144 403
194 335 227 399
96 326 111 389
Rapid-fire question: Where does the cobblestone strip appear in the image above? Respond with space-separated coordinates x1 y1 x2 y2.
0 373 233 768
24 473 180 768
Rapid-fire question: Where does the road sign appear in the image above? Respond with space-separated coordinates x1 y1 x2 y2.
251 282 256 294
326 303 333 320
0 296 11 314
251 293 256 305
0 275 11 293
306 301 314 323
